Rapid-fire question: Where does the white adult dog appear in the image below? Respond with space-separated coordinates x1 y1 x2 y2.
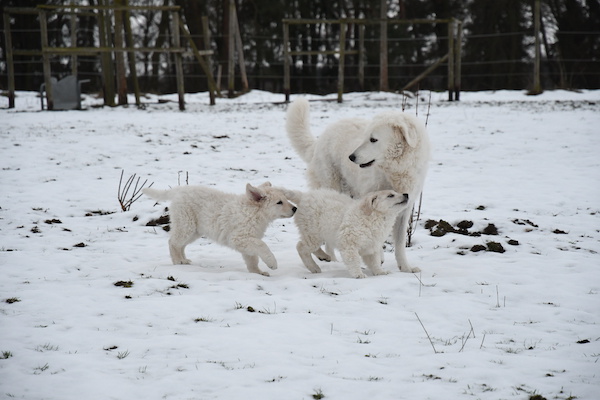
281 188 410 279
286 98 430 273
143 182 296 276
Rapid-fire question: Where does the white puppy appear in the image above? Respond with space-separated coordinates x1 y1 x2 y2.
281 188 410 279
286 98 430 273
143 182 296 276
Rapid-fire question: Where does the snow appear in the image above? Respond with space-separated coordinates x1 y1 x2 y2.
1 89 599 400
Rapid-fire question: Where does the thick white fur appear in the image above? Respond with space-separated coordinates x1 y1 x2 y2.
281 188 410 279
286 98 430 272
143 182 296 276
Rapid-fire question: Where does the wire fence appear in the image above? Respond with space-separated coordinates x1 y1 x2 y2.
2 27 599 95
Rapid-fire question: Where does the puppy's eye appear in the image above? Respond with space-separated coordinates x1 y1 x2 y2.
277 201 283 205
387 194 395 198
370 137 378 143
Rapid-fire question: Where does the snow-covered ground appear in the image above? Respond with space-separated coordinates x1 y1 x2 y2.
1 89 599 400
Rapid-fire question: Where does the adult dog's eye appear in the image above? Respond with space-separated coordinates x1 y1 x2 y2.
387 194 395 198
277 201 283 205
370 137 378 143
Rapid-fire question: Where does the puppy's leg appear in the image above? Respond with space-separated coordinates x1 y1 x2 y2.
168 229 198 265
297 241 322 273
340 248 367 279
242 254 269 276
324 243 338 261
393 211 421 273
232 237 278 271
313 247 331 262
362 252 389 276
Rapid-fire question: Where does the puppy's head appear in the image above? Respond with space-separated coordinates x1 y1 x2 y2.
349 112 423 167
246 182 297 219
360 190 409 216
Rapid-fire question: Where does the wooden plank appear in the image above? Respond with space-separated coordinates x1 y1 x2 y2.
179 21 219 102
402 53 449 92
232 8 248 92
202 15 217 104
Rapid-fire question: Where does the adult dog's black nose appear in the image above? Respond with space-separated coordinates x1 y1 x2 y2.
349 154 356 162
403 194 409 201
292 206 298 214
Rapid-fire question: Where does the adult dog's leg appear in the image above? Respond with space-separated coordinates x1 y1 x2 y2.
242 253 269 276
393 211 421 273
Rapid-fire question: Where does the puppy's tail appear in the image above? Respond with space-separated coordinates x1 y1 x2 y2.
142 188 172 202
286 98 315 164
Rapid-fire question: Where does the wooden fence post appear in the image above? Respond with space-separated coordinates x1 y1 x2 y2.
359 24 365 91
227 0 235 98
283 21 290 102
97 1 116 106
454 20 462 101
123 4 141 106
379 0 388 91
3 11 15 108
531 0 542 95
337 21 346 103
171 10 185 110
447 18 455 101
114 0 128 105
39 9 54 110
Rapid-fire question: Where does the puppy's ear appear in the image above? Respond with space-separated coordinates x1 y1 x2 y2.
260 181 272 188
360 194 378 216
246 183 265 202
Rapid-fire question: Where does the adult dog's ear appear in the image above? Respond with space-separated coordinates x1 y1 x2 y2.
360 194 378 216
259 181 272 188
394 121 419 148
246 183 266 202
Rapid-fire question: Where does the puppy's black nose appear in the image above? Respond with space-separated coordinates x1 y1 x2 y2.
349 154 356 162
403 193 409 201
292 206 297 213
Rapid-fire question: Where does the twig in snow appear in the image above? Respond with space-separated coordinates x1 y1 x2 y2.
118 170 153 212
415 312 438 354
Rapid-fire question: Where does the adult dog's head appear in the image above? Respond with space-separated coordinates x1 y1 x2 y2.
348 111 425 169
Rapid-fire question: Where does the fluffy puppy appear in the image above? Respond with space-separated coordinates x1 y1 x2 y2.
281 188 409 278
143 182 296 276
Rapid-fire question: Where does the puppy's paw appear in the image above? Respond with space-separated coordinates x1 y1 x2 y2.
307 266 322 274
352 271 367 279
173 259 192 265
258 270 270 277
317 254 331 262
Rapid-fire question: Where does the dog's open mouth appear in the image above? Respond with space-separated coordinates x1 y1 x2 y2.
359 160 375 168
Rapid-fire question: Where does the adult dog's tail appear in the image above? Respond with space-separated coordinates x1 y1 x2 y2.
285 98 315 163
142 188 172 202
